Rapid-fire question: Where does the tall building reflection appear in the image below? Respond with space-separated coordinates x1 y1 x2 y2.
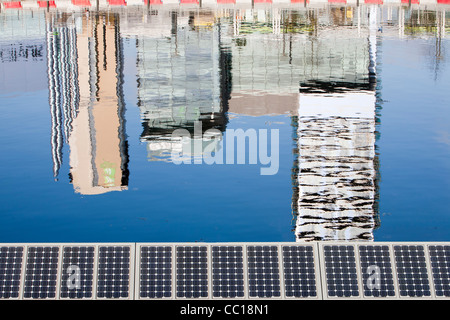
47 12 129 194
293 6 381 241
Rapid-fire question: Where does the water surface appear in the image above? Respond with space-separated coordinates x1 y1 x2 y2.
0 3 449 243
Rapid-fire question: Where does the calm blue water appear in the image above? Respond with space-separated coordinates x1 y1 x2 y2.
0 6 449 243
375 38 450 241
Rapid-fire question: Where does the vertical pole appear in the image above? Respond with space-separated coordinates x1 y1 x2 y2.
357 5 361 36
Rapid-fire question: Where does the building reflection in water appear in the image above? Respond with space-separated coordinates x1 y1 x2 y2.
34 4 446 236
47 12 129 195
205 7 382 241
292 7 381 241
126 7 382 240
121 11 231 162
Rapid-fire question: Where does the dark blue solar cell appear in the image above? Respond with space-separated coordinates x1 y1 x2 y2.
211 246 244 298
0 246 23 299
359 245 395 298
282 246 317 298
394 245 431 298
247 246 280 298
140 246 172 299
323 245 359 298
60 246 95 299
23 247 59 299
97 246 131 299
176 246 208 298
428 245 450 297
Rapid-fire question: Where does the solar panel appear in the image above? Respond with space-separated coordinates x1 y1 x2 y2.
428 244 450 298
60 246 95 299
176 246 208 298
0 246 24 299
247 245 281 298
358 245 396 298
2 242 450 300
138 246 173 299
23 246 60 299
97 245 132 299
282 245 319 299
322 244 360 298
211 246 245 298
393 245 431 298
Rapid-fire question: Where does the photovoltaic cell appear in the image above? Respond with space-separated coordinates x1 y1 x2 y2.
247 246 281 298
394 245 431 298
139 246 172 299
428 245 450 297
23 246 59 299
359 245 395 298
323 245 359 298
282 245 317 298
0 246 23 299
176 246 208 298
97 246 131 299
60 246 95 299
211 246 244 298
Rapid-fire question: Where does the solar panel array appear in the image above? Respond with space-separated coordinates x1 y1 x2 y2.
0 242 449 299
